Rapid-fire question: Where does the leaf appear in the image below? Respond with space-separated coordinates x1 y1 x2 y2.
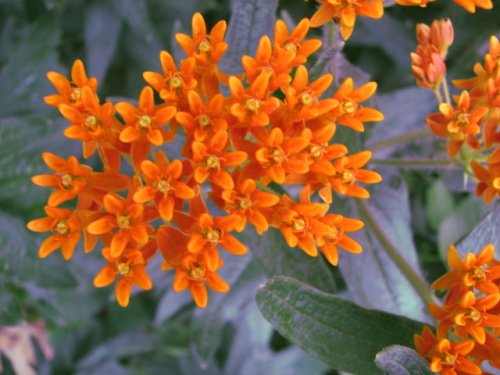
456 203 500 257
0 115 76 211
220 0 278 74
426 180 454 231
243 227 336 293
437 196 488 261
256 276 426 375
375 345 432 375
366 87 435 158
0 17 61 117
339 170 431 323
84 2 122 82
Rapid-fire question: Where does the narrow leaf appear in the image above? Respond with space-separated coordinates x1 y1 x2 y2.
457 204 500 256
256 276 426 375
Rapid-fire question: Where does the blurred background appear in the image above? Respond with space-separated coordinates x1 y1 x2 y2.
0 0 498 374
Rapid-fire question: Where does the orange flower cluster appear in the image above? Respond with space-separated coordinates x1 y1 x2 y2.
27 13 383 308
421 30 500 204
415 244 500 374
395 0 493 13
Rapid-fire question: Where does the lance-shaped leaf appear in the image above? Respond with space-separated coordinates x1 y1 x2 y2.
256 276 426 375
220 0 278 74
243 227 336 293
375 345 432 375
339 170 431 323
457 203 500 256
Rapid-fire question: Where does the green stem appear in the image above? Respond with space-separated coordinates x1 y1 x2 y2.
356 200 437 306
370 158 458 169
442 78 452 104
367 129 432 154
434 88 444 104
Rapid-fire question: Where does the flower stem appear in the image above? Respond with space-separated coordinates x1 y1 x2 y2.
434 88 444 104
442 78 452 104
370 158 459 169
367 129 432 154
356 200 437 306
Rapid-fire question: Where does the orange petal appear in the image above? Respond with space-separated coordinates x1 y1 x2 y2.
116 278 132 307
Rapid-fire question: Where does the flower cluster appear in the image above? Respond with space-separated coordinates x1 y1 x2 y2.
308 0 493 41
415 244 500 374
412 19 499 204
27 14 383 308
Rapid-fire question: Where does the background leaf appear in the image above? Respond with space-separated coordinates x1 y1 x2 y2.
375 345 432 375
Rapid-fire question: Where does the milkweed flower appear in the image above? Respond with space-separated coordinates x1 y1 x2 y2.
29 12 383 308
309 0 384 40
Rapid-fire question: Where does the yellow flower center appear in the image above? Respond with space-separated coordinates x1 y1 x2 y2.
205 156 220 169
56 221 69 235
199 114 210 127
470 309 481 322
118 262 131 276
170 76 182 89
61 174 73 189
237 199 250 210
300 93 313 106
341 99 356 115
492 177 500 190
271 148 285 164
246 98 262 112
310 145 324 159
203 227 221 243
188 262 205 280
470 267 486 281
85 115 99 131
157 179 170 194
70 88 81 103
139 115 152 129
117 215 130 229
342 171 354 183
199 40 211 53
292 217 306 232
284 43 297 53
443 354 456 365
456 113 469 126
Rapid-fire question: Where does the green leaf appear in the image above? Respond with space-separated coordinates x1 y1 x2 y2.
220 0 278 74
244 227 336 293
457 203 500 257
339 170 430 323
256 276 426 375
437 196 488 261
0 115 75 211
85 2 122 82
0 17 61 117
375 345 432 375
426 180 454 231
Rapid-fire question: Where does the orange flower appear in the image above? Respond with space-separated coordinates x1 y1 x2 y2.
330 151 382 198
133 151 195 222
157 226 229 308
93 246 154 307
416 19 454 59
143 51 197 105
471 149 500 204
116 86 176 170
427 91 489 157
175 90 228 143
273 18 322 67
58 86 115 158
241 35 292 91
27 206 83 260
414 327 481 375
175 12 228 67
310 0 384 40
315 214 364 266
87 193 149 257
395 0 435 6
191 130 247 190
276 196 336 257
432 244 500 295
330 78 384 132
229 73 280 127
32 152 130 208
216 177 280 234
452 0 493 13
282 66 337 124
44 59 98 109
